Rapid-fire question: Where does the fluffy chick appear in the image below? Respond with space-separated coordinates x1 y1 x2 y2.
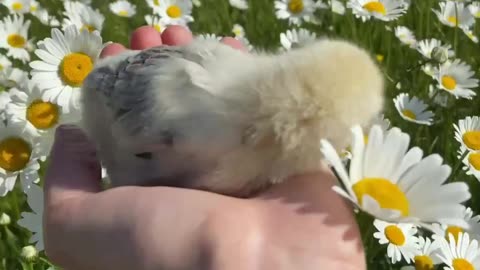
81 38 384 197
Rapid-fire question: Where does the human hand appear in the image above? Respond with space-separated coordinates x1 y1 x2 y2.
43 25 366 270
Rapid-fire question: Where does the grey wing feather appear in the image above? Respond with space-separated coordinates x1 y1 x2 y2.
84 45 239 151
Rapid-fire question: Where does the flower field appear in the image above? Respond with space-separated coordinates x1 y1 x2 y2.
0 0 480 269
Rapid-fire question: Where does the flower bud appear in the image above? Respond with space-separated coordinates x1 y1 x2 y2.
432 47 449 63
0 213 11 225
21 245 38 261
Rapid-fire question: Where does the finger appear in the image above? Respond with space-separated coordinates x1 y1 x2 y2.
44 125 102 206
100 43 126 59
161 25 193 46
221 37 247 52
130 26 163 50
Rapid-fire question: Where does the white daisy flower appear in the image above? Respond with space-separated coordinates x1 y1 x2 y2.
145 0 162 11
0 122 41 196
432 207 480 243
192 0 201 7
469 2 480 18
341 115 390 162
433 1 475 28
17 183 44 251
416 38 454 60
232 23 245 38
0 55 12 73
274 0 317 25
0 91 12 121
280 28 316 50
401 236 442 270
320 124 471 227
157 0 194 26
434 59 479 100
1 0 31 14
32 8 61 27
435 232 480 270
109 0 136 18
455 116 480 152
460 149 480 182
315 0 328 9
62 0 105 33
28 0 39 13
463 28 479 43
0 67 29 89
369 114 391 131
145 15 166 33
394 26 416 47
330 0 346 15
347 0 408 22
0 14 32 63
420 64 435 78
229 0 249 10
393 93 434 126
30 26 105 114
197 33 222 41
373 220 419 264
5 83 72 155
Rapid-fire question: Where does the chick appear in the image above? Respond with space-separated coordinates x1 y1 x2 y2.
81 38 384 197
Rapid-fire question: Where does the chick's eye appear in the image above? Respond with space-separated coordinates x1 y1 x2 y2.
135 152 153 160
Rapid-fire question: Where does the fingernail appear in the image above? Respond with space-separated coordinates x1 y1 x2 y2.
55 125 86 142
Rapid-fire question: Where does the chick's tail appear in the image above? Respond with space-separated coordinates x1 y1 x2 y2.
248 39 385 169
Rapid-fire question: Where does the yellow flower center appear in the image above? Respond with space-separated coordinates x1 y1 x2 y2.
414 255 434 270
153 0 160 6
442 75 457 90
0 64 3 71
118 10 129 16
468 152 480 170
364 135 369 145
233 28 242 36
352 178 409 216
7 34 26 48
363 1 386 15
463 131 480 150
376 54 384 63
81 24 96 33
26 100 60 130
452 258 474 270
384 225 405 246
448 16 458 26
30 5 37 12
446 226 464 243
0 137 31 172
59 53 93 87
288 0 304 14
154 24 162 32
166 5 182 18
402 109 417 120
476 12 480 18
12 2 23 11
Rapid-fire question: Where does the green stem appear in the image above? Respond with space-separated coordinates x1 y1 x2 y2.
453 3 459 52
428 88 440 104
451 150 469 181
428 136 439 155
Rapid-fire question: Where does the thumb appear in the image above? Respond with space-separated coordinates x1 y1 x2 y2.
44 125 102 206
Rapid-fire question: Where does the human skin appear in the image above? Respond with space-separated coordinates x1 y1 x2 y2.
43 25 366 270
